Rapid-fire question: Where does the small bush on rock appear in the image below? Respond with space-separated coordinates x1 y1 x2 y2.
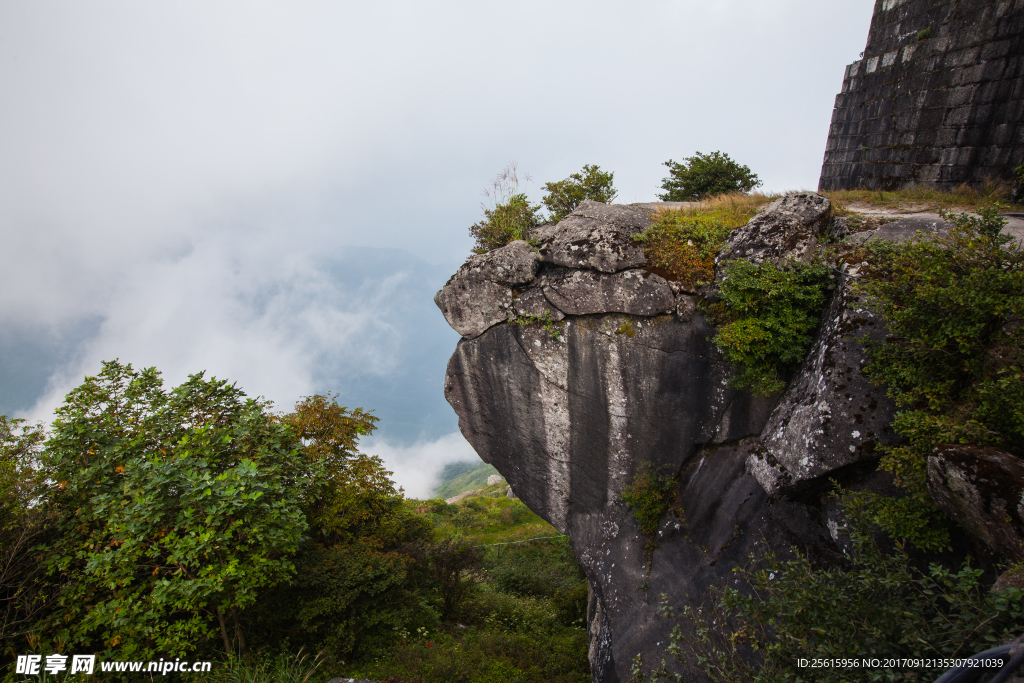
704 260 833 396
541 164 617 223
634 212 732 290
470 163 542 253
621 462 680 558
658 151 761 202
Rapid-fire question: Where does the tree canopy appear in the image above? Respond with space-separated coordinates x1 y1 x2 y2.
41 361 312 658
541 164 617 223
658 151 761 201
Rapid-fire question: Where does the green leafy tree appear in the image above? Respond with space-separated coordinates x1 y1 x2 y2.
0 417 56 657
658 151 761 202
541 164 617 223
469 163 542 253
244 394 433 664
41 361 313 658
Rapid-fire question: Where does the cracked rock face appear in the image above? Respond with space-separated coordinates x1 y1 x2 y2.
444 314 775 533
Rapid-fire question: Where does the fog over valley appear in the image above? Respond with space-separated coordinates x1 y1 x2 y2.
0 1 875 497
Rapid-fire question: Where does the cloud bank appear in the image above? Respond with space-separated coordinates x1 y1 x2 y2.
0 1 875 485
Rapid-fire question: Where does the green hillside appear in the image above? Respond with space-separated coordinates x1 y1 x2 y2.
433 460 501 499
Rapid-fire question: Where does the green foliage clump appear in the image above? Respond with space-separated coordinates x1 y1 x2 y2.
916 26 933 41
510 309 563 339
40 361 312 659
704 259 833 396
470 163 542 253
658 151 761 202
634 212 732 290
0 417 55 657
245 394 432 664
621 463 680 560
851 205 1024 550
428 538 485 622
485 538 583 602
540 164 617 223
634 493 1024 683
247 540 420 664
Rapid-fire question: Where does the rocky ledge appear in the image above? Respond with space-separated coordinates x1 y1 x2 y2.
434 195 1013 682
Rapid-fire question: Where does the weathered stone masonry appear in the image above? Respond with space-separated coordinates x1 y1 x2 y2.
819 0 1024 191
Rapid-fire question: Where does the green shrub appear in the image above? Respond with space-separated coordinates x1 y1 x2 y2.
195 649 328 683
541 164 617 223
852 205 1024 550
469 163 542 253
469 194 542 253
243 540 422 666
0 417 56 664
634 492 1024 683
658 151 761 202
39 361 313 659
477 590 559 633
552 581 588 627
704 259 833 396
633 212 732 290
427 538 485 621
485 538 581 600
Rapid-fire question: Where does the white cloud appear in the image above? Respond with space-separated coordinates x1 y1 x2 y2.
364 431 481 500
1 0 876 451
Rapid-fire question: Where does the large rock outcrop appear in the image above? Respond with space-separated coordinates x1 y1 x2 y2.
437 195 903 682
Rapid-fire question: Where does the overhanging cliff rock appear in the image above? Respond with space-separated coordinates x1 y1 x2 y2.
436 194 901 682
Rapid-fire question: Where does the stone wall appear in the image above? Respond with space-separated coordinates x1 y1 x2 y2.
819 0 1024 191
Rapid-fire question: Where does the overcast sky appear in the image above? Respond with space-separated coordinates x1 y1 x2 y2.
0 1 875 497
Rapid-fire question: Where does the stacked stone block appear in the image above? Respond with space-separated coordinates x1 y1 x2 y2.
819 0 1024 191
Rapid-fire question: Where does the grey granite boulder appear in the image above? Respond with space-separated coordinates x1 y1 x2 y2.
460 239 540 286
928 445 1024 561
848 214 952 244
720 191 832 265
434 277 512 339
542 268 675 317
538 200 652 272
747 274 899 496
434 240 540 338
